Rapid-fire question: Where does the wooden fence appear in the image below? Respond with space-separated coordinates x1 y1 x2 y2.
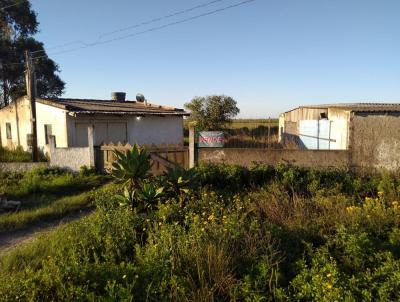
96 143 189 175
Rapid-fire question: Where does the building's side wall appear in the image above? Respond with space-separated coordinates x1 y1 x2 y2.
0 98 69 151
351 113 400 171
36 102 69 150
0 97 31 150
67 115 184 147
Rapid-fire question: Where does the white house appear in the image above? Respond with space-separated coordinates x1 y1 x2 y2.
0 94 188 152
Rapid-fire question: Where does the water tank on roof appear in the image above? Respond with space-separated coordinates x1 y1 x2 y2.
111 92 126 101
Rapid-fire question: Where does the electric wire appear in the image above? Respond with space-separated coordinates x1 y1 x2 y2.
0 0 26 10
31 0 229 54
32 0 257 60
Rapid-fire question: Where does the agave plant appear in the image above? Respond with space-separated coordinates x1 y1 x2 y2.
137 183 164 211
111 145 152 190
115 182 164 211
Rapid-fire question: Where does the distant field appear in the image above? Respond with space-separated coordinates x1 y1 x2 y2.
229 119 279 129
184 118 279 130
183 118 280 148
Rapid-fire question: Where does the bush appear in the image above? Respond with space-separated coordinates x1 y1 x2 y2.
0 166 105 198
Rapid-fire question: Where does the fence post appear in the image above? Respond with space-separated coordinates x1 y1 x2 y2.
88 125 95 167
189 123 196 168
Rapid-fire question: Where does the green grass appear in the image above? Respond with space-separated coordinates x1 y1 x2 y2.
0 190 93 234
0 166 106 200
0 165 399 301
0 167 109 233
228 118 279 129
0 146 47 162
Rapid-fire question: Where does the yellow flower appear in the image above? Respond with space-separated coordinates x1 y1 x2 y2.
207 214 215 221
326 283 332 289
326 273 332 278
378 191 384 198
392 201 399 208
122 275 127 279
365 197 373 203
346 206 357 212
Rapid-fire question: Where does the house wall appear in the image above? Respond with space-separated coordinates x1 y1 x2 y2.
67 114 183 147
350 112 400 171
0 97 68 152
127 115 183 146
35 102 69 151
0 97 31 149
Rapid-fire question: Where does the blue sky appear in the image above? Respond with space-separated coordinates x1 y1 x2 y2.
31 0 400 117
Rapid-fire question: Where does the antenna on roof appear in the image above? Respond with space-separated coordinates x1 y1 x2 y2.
136 93 147 106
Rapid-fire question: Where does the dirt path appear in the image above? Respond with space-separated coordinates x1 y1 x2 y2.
0 210 92 255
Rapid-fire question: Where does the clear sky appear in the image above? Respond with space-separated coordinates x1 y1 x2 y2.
30 0 400 118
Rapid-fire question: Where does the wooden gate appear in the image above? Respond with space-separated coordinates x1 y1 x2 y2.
96 143 189 174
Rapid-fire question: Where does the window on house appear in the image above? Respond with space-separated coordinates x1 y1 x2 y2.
44 124 52 144
6 123 12 139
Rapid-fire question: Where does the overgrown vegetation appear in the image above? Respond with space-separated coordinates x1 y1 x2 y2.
1 162 400 301
0 146 47 162
0 166 107 233
0 166 104 199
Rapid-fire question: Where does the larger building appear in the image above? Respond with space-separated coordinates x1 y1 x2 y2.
0 94 188 152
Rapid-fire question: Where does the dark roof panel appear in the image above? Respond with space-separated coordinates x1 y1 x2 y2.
286 103 400 113
37 98 189 116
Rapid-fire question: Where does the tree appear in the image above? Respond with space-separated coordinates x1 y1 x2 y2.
184 95 240 130
0 0 65 107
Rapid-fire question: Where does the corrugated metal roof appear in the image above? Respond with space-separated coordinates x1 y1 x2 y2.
37 98 189 116
287 103 400 113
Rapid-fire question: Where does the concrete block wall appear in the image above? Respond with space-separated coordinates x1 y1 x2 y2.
48 126 95 172
350 113 400 171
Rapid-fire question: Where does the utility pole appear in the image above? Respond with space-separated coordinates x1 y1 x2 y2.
25 50 38 162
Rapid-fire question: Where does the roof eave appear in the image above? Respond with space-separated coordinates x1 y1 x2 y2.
70 111 189 116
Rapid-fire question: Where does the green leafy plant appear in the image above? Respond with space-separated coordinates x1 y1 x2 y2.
115 183 164 211
111 145 152 190
137 183 164 208
164 166 195 196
